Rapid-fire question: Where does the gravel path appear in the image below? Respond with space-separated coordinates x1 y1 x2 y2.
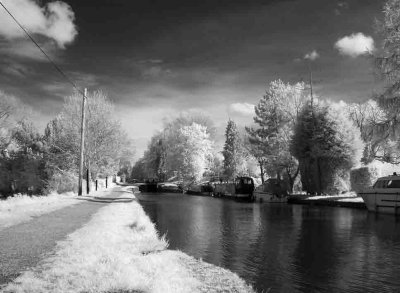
0 187 132 285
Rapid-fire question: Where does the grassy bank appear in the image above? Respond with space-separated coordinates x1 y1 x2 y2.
1 186 254 293
0 192 80 231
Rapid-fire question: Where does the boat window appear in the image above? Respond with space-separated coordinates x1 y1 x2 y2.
387 179 400 188
373 180 387 188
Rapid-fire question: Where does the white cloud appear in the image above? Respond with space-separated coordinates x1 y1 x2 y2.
228 102 255 116
334 33 375 57
0 0 77 48
304 50 319 61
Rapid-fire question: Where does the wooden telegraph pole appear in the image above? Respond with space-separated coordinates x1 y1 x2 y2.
78 88 87 196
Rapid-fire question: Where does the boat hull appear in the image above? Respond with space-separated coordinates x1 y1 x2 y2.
359 189 400 214
254 191 287 203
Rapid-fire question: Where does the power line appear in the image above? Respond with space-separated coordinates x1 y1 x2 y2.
0 1 85 97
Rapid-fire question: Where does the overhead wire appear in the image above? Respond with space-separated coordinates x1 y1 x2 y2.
0 0 85 97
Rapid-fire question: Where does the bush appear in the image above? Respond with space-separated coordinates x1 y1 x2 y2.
350 161 400 192
350 166 379 192
45 170 78 194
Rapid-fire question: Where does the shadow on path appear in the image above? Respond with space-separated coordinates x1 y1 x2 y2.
76 196 136 203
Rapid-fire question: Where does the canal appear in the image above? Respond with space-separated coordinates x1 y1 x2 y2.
137 192 400 293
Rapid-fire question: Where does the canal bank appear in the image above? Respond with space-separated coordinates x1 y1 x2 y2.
287 194 367 209
1 186 254 293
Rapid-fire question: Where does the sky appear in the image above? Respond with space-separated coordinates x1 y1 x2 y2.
0 0 384 158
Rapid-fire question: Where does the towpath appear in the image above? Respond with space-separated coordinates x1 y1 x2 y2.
0 187 135 285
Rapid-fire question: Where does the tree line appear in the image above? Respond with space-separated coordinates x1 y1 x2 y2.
0 91 134 196
133 0 400 194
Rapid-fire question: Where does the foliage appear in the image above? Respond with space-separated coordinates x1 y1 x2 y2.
292 102 363 194
139 113 216 182
222 120 247 179
175 123 213 182
246 80 306 189
0 120 48 195
0 91 31 151
347 100 397 163
45 91 126 180
374 0 400 163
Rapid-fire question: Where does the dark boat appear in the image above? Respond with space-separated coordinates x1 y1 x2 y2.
213 176 255 201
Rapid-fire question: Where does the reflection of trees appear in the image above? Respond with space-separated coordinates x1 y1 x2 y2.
292 208 340 292
240 204 302 292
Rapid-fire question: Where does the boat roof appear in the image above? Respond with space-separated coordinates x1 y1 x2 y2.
376 173 400 180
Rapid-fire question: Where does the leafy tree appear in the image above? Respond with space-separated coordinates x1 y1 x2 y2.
175 123 213 182
292 102 363 194
347 100 395 163
138 113 216 182
0 91 31 151
141 132 167 180
0 120 48 195
45 90 127 181
223 119 246 179
246 80 306 190
374 0 400 163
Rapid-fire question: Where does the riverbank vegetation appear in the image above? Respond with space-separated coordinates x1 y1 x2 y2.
0 90 134 197
1 187 254 293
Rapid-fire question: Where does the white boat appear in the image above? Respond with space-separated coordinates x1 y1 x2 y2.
358 173 400 215
254 190 288 203
253 178 289 203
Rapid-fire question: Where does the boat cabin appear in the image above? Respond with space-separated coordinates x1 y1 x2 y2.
373 173 400 189
235 177 255 195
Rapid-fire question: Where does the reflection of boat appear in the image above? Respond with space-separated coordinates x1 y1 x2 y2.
358 173 400 215
213 177 255 201
254 178 289 203
157 182 183 193
136 179 158 192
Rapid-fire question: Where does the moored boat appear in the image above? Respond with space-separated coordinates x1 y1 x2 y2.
186 181 214 195
213 177 255 201
254 178 289 203
358 173 400 215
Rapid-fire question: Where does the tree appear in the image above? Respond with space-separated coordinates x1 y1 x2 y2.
347 100 395 163
223 119 246 179
292 102 363 194
0 91 31 151
139 112 216 181
45 90 127 181
246 80 306 190
374 0 400 163
175 123 213 182
0 119 48 195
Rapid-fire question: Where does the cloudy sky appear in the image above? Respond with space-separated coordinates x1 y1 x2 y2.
0 0 383 157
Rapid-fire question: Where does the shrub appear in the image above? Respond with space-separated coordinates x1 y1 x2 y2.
45 170 78 194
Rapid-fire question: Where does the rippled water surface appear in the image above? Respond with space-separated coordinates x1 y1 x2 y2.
137 192 400 293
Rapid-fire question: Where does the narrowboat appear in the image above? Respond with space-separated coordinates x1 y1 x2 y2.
358 173 400 215
213 176 255 201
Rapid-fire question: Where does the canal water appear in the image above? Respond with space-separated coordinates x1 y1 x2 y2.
137 192 400 293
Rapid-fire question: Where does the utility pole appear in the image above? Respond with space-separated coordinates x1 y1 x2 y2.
78 88 87 196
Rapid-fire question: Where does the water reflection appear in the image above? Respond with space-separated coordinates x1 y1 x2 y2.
137 193 400 293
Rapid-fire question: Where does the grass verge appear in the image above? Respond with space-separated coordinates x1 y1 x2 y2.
0 192 80 230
